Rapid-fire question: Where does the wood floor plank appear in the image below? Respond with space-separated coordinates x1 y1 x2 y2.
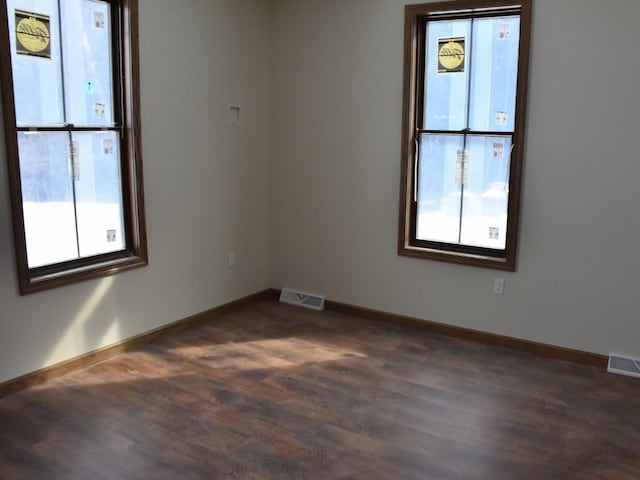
0 300 638 479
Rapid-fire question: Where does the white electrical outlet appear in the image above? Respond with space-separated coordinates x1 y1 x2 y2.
228 251 236 268
493 278 505 295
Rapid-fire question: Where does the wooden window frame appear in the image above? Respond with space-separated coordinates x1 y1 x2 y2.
398 0 531 271
0 0 148 294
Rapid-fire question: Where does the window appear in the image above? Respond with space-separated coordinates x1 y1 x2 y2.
0 0 147 294
398 0 531 271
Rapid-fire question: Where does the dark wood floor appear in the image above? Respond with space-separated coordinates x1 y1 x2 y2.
1 300 639 479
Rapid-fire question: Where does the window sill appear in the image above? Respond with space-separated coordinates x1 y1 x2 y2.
398 245 515 271
23 254 148 294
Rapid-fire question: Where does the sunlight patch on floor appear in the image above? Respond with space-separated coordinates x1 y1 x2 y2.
167 337 368 370
42 337 368 388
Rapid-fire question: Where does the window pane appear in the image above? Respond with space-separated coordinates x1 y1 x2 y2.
416 134 464 244
18 132 77 267
72 131 125 257
7 0 64 126
423 19 471 131
459 136 511 250
468 17 520 132
61 0 114 127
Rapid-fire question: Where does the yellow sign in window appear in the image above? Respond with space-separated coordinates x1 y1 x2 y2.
15 10 51 59
437 37 465 73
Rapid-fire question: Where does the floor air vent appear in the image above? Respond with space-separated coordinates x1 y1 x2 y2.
608 354 640 379
279 288 325 311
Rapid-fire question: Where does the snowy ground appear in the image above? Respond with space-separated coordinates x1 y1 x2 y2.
416 187 508 249
22 202 124 268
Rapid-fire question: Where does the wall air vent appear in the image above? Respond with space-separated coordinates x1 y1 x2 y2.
608 354 640 379
279 288 325 311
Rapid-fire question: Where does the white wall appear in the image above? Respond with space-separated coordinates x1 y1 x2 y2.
0 0 272 383
270 0 640 357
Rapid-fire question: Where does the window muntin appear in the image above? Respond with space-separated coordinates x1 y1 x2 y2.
1 0 147 293
400 1 530 271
